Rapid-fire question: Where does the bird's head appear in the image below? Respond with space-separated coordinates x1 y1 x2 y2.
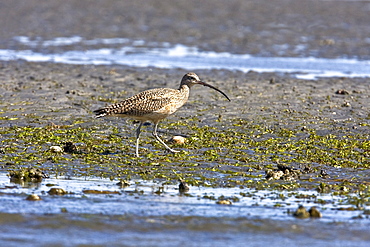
180 72 230 101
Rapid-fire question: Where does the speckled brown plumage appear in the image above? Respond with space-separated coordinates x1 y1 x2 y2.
94 87 189 123
94 72 230 157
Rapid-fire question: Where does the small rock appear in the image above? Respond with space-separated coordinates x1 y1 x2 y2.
340 186 348 192
169 136 186 144
265 170 284 180
265 164 300 180
216 199 232 205
320 39 335 46
277 164 294 173
302 165 313 174
320 169 329 178
9 168 48 183
179 180 190 192
45 183 58 187
50 146 63 153
309 207 322 218
48 188 67 195
63 142 79 153
335 89 349 95
116 180 130 187
293 205 310 219
363 210 370 215
26 194 41 201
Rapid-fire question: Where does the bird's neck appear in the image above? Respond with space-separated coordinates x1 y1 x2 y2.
179 84 190 92
178 84 190 98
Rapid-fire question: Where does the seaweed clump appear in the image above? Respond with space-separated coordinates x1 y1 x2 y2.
9 167 49 184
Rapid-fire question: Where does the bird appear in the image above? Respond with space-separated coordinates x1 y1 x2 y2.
94 72 230 157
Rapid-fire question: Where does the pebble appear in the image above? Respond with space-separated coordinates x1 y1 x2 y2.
26 194 41 201
293 205 322 218
48 188 67 195
179 180 190 192
309 207 322 218
169 136 186 144
216 199 232 205
293 205 310 219
50 146 63 153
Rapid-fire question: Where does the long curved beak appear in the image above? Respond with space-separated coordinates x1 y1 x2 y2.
198 81 231 101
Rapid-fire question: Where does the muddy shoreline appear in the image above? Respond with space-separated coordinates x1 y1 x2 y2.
1 60 369 187
1 60 369 130
1 0 369 129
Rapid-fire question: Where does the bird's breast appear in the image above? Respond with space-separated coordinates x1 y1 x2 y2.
155 101 184 115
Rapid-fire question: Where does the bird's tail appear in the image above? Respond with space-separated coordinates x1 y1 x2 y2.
93 108 108 118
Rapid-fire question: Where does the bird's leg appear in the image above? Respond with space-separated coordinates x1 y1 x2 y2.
152 122 180 153
135 122 143 157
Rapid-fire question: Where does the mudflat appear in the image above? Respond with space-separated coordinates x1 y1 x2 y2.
1 0 369 181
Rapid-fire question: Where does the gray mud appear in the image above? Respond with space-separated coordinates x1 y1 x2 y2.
1 61 369 131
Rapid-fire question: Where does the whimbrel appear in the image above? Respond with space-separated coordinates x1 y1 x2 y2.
94 72 230 157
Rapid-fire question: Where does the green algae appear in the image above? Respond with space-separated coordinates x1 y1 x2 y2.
1 115 369 201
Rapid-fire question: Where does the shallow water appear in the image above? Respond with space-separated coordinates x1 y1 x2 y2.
0 173 369 246
1 36 370 80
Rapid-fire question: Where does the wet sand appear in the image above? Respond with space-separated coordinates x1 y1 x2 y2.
1 0 369 127
1 60 369 133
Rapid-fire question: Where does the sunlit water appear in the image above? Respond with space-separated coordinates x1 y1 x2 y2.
1 36 369 80
0 173 369 246
0 173 362 219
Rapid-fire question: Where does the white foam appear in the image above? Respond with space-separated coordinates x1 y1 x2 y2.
4 36 370 80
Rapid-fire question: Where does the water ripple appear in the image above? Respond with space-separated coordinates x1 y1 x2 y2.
2 36 370 80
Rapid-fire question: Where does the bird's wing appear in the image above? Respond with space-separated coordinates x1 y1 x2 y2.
94 88 178 117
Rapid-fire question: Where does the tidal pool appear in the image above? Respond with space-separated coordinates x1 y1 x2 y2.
0 173 369 246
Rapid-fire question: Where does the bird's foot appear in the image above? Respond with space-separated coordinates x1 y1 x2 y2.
165 148 180 154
